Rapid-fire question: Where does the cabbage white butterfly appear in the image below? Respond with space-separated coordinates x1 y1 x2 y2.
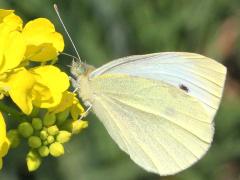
54 4 227 176
70 52 226 175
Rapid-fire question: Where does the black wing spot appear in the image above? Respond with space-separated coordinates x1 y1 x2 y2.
179 84 189 92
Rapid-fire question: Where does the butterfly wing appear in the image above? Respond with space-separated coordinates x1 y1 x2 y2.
86 52 226 175
90 74 213 175
90 52 226 120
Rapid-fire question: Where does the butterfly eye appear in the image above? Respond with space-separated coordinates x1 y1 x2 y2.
78 65 86 74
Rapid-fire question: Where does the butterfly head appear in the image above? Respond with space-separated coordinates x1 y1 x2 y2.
70 60 95 78
70 60 86 77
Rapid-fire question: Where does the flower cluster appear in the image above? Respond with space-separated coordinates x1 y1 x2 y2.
0 9 87 171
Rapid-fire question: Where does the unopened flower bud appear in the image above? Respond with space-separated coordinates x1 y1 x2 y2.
56 109 69 125
43 140 49 146
72 120 88 134
49 142 64 157
18 122 34 138
61 120 72 132
47 125 59 136
32 118 43 130
43 113 56 127
28 136 42 148
38 146 49 157
26 150 42 172
56 131 71 144
7 130 20 148
40 130 48 140
47 135 55 144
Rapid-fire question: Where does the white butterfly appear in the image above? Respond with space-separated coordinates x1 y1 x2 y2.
70 52 226 176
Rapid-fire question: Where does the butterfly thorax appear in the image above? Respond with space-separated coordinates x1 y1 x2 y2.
77 74 93 104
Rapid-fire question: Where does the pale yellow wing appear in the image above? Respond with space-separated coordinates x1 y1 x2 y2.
90 52 227 120
89 74 214 175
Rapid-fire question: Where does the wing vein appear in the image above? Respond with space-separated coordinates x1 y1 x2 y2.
107 95 211 144
101 95 182 170
94 90 215 122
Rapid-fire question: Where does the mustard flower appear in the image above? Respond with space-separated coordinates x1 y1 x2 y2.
0 8 87 172
0 112 10 170
4 66 69 114
22 18 64 62
0 9 67 115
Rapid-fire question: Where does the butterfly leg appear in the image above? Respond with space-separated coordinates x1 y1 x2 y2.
69 76 80 93
79 102 92 120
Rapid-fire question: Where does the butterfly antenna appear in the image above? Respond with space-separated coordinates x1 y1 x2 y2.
54 4 82 62
61 52 78 60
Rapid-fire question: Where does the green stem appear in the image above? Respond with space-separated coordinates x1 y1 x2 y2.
0 100 31 121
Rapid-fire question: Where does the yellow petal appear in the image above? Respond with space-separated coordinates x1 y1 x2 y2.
0 22 26 74
31 65 69 93
0 29 26 73
5 68 35 114
22 18 64 62
0 112 10 170
71 97 85 120
0 112 7 142
49 91 76 113
0 9 13 21
31 66 69 108
0 9 22 30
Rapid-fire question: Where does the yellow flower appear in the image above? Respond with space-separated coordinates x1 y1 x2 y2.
0 112 10 170
50 91 84 120
0 10 64 72
31 66 70 108
4 66 69 114
0 9 22 30
0 10 25 74
22 18 64 62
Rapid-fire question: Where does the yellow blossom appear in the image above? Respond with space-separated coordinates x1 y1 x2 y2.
0 112 10 170
31 66 69 108
4 66 69 114
22 18 64 62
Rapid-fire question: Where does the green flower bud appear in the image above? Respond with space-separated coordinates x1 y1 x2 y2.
40 130 48 140
47 135 55 144
47 125 59 136
32 118 43 130
56 131 71 144
49 142 64 157
28 136 42 148
56 109 69 125
18 122 34 138
43 113 56 127
7 130 20 148
61 120 72 132
43 140 49 146
26 150 42 172
72 120 88 134
38 146 49 157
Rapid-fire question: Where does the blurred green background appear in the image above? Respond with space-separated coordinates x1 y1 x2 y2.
1 0 240 179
